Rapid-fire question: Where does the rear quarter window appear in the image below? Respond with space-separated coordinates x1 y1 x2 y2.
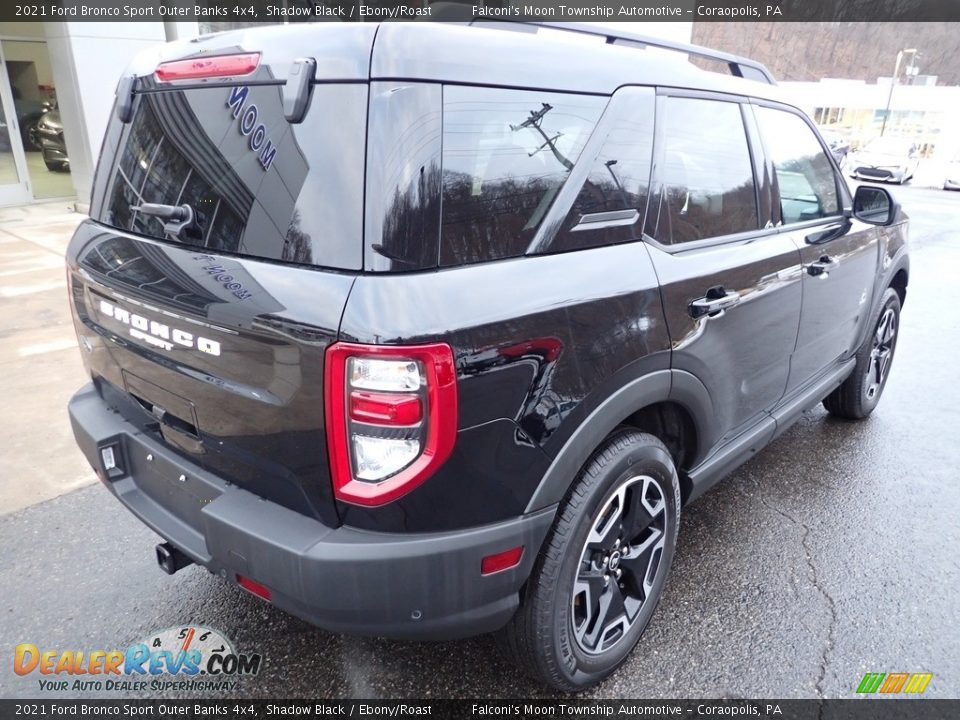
439 87 607 266
546 89 656 254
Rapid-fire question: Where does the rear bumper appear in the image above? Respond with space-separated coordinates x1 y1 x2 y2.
69 383 555 640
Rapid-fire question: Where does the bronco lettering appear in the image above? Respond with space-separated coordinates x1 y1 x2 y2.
99 299 221 357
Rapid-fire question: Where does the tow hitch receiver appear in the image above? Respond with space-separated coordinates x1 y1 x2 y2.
155 542 193 575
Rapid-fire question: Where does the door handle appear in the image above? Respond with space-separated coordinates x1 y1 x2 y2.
689 288 741 319
808 255 835 278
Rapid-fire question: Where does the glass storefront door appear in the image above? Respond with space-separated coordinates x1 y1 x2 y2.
0 42 31 205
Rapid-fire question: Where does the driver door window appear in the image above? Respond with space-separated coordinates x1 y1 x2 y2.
754 107 840 225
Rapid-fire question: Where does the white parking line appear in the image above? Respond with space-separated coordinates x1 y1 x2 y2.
0 280 66 297
17 338 78 357
0 260 66 277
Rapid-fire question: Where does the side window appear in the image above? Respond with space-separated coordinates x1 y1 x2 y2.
755 106 840 225
547 90 655 254
651 97 758 245
440 87 606 266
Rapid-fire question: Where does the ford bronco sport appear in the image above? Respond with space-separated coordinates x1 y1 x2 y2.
67 22 909 691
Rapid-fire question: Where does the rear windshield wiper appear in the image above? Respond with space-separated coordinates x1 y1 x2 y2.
132 203 203 242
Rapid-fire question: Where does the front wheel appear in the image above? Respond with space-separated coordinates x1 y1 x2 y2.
23 122 41 151
824 287 901 419
501 430 680 691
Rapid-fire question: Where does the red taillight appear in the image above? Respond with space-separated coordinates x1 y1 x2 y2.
349 391 423 426
325 342 458 507
481 546 524 575
236 574 272 601
155 53 260 81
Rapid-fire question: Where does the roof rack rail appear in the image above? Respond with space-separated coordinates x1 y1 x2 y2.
470 20 777 86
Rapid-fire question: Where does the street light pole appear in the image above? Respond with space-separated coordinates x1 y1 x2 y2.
881 48 918 137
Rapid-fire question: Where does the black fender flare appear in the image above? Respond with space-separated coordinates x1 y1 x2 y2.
885 250 909 299
852 244 909 352
524 369 714 512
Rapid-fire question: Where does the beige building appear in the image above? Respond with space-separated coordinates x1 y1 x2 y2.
781 77 960 159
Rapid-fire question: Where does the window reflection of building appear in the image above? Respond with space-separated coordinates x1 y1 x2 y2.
102 83 313 263
78 233 284 324
81 234 231 313
105 95 252 254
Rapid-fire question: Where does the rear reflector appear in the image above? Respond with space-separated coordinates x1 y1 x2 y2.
349 391 422 426
481 546 524 576
236 574 272 601
156 53 260 81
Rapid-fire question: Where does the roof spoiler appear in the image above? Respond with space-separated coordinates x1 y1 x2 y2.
114 56 318 126
470 20 777 86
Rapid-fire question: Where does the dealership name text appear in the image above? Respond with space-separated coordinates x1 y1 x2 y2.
472 4 783 18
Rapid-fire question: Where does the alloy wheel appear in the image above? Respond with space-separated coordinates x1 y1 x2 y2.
865 307 897 400
571 474 667 655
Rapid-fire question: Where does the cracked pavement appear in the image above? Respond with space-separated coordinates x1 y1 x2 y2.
2 186 959 699
746 475 838 700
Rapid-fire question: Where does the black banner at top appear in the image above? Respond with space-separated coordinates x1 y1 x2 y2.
3 0 960 23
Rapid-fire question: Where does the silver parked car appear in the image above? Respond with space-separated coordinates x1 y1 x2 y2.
848 136 919 184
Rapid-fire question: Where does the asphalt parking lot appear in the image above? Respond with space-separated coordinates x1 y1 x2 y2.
1 186 958 700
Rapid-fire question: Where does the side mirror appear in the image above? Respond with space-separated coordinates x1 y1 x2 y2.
852 185 899 226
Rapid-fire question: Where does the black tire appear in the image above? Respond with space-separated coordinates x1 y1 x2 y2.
501 430 680 692
823 287 901 419
43 158 59 171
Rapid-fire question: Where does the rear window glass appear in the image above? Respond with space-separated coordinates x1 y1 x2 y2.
95 84 368 270
439 87 606 266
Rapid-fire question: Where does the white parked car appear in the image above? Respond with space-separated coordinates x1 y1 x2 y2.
944 152 960 190
848 137 919 184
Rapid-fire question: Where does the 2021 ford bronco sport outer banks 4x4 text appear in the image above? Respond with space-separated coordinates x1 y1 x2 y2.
67 21 908 691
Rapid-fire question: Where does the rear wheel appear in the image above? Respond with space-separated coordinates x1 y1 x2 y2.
824 287 901 419
502 430 680 691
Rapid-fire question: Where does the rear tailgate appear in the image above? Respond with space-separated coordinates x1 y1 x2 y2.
68 24 376 525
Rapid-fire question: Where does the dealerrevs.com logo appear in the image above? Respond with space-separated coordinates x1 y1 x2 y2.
14 626 262 693
856 672 934 694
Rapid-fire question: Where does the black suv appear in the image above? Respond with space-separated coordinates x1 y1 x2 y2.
66 22 908 691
